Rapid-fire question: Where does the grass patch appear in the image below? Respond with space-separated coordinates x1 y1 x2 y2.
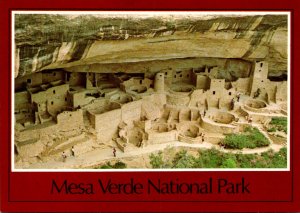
222 127 269 149
269 117 287 133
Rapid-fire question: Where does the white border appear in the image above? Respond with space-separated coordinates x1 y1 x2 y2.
11 11 291 172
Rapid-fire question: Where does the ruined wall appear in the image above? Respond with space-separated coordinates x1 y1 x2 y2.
189 89 206 108
14 91 32 122
94 109 122 143
31 84 69 115
195 75 209 90
46 84 69 115
219 88 236 110
264 80 277 102
66 72 86 87
276 81 288 102
171 69 192 84
179 109 192 122
72 92 88 108
200 119 236 134
15 91 30 110
42 70 65 84
231 78 251 94
167 92 190 106
163 69 173 85
147 130 177 144
203 78 236 110
121 100 142 126
56 109 84 131
207 79 224 108
142 93 166 108
206 66 219 79
17 139 45 158
122 78 153 90
15 73 42 90
141 100 161 121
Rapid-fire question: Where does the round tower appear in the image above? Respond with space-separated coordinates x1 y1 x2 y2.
154 72 164 92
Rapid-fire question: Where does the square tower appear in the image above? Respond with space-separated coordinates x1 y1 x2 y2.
250 61 269 97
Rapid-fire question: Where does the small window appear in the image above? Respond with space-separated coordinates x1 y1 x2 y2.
140 80 142 84
165 72 168 75
53 90 56 94
174 75 176 78
261 80 264 82
260 63 263 67
51 101 54 105
69 114 72 117
180 74 182 77
213 91 216 95
65 97 67 102
27 79 31 84
229 92 232 96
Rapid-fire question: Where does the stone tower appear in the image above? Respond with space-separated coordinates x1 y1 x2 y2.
154 72 164 92
250 61 268 97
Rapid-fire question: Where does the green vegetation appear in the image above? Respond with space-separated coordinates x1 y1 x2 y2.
268 117 287 134
149 151 164 168
149 147 287 169
222 127 270 149
267 127 276 132
95 160 127 169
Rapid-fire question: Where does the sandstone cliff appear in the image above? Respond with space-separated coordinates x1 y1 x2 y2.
14 14 288 77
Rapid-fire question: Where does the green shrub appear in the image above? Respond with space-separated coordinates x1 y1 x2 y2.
149 151 164 168
114 161 127 169
221 157 237 168
222 127 269 149
172 150 195 168
97 161 127 169
149 147 287 169
269 117 287 133
267 127 276 132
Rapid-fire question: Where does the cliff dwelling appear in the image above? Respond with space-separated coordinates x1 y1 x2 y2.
13 12 289 169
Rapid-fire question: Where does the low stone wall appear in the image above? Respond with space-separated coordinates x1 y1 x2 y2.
73 139 95 156
147 130 177 144
178 135 201 143
167 93 190 106
200 118 236 134
17 139 44 158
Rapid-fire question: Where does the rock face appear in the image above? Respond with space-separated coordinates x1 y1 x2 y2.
14 14 288 77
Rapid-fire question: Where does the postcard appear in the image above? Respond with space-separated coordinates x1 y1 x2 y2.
1 1 299 212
